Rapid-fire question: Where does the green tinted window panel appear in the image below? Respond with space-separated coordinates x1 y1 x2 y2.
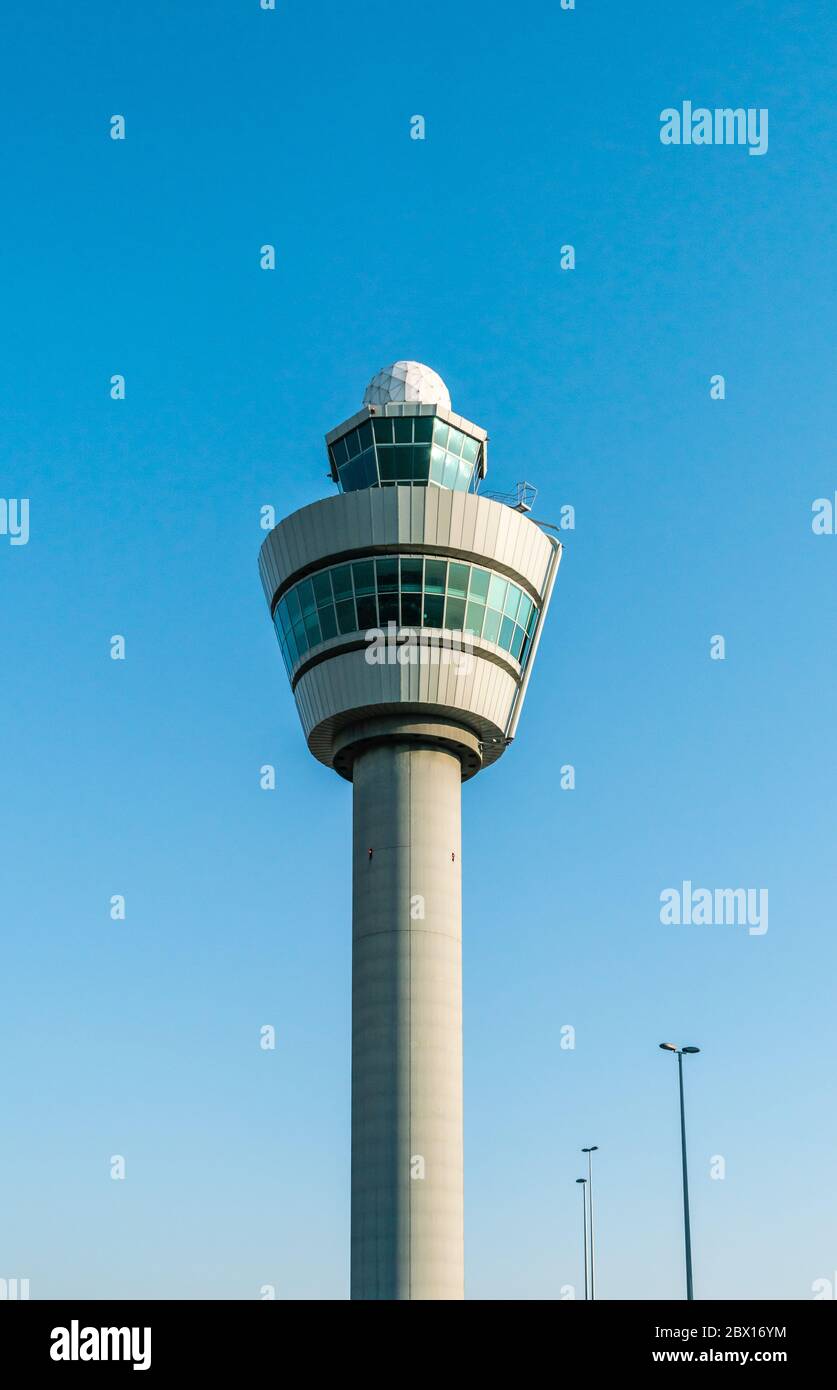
465 600 486 637
378 592 399 625
441 454 459 489
517 594 534 630
526 603 538 635
339 457 364 491
277 600 292 636
504 584 522 623
335 598 356 635
394 416 413 444
401 557 423 592
304 610 322 647
414 416 433 443
413 444 431 481
373 417 393 443
487 574 508 612
355 594 377 630
499 615 515 651
312 571 333 607
482 607 501 644
448 562 469 599
423 593 444 627
331 564 353 601
377 446 398 481
461 435 478 464
346 429 361 459
510 623 525 660
446 428 463 458
457 459 473 491
425 558 446 593
285 587 302 625
376 557 398 591
352 560 375 595
358 420 373 451
433 420 449 449
332 436 348 466
298 579 316 616
396 445 415 479
430 444 445 483
360 449 378 488
293 620 307 656
445 596 466 629
401 592 422 626
469 568 490 602
319 605 338 642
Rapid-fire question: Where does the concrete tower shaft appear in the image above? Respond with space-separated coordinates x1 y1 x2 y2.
259 376 561 1299
351 734 466 1299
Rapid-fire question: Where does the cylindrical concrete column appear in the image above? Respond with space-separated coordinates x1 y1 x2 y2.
350 739 464 1300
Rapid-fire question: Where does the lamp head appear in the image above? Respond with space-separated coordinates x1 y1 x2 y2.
682 1046 701 1054
659 1042 678 1052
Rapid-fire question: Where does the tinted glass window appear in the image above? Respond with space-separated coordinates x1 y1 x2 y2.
425 559 446 593
352 561 375 595
274 556 540 675
356 594 378 629
401 557 423 591
358 420 373 451
376 557 398 591
313 571 333 607
448 563 469 599
298 579 316 616
331 565 353 601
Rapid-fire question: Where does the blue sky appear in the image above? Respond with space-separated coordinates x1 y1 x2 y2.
1 0 834 1299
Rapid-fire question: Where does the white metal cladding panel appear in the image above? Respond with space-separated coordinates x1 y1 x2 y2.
434 488 452 552
423 484 440 548
448 490 466 553
410 485 427 545
291 649 518 745
258 489 555 604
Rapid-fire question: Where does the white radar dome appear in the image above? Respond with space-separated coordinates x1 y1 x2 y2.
363 361 451 412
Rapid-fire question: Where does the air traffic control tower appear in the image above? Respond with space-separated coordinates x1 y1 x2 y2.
258 362 562 1299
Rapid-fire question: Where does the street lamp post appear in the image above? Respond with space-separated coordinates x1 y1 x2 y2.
582 1146 598 1300
575 1177 588 1300
659 1042 701 1300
